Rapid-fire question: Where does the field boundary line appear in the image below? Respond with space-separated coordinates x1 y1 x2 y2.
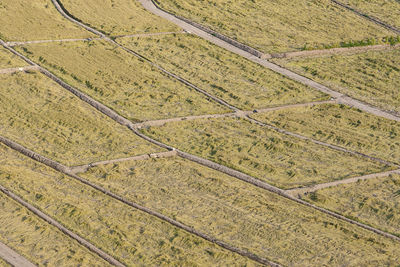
330 0 400 35
140 0 400 123
0 185 124 266
286 169 400 196
0 241 36 267
2 38 400 245
6 38 101 47
0 65 38 74
0 136 280 267
114 31 188 39
69 150 177 174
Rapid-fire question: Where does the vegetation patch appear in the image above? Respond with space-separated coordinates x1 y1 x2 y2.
119 34 328 109
157 0 393 53
272 49 400 114
0 71 160 166
305 173 400 237
16 40 228 121
0 47 25 68
252 103 400 163
0 0 93 41
141 117 391 189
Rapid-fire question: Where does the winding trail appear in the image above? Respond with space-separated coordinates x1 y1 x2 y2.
2 38 399 247
139 0 400 123
0 135 280 267
0 66 38 74
287 169 400 197
0 242 35 267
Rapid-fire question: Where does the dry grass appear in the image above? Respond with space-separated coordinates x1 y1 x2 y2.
0 258 10 267
0 0 94 41
16 40 228 121
272 49 400 114
0 71 161 166
0 47 25 69
118 34 329 109
157 0 393 53
304 173 400 237
60 0 180 36
142 117 391 189
252 103 400 163
80 156 400 266
342 0 400 28
0 144 257 266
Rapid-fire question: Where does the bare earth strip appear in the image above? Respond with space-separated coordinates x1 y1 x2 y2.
0 66 38 74
0 242 35 267
115 31 187 38
2 38 399 245
70 150 178 174
287 169 400 196
6 38 101 47
139 0 400 123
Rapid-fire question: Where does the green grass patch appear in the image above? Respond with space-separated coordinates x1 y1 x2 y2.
141 117 391 189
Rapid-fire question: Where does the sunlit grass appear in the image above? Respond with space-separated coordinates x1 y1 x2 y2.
0 47 25 68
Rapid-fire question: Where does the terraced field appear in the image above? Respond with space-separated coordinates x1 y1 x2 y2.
272 49 400 114
118 34 328 109
252 103 400 163
0 0 93 41
2 0 400 265
156 0 394 53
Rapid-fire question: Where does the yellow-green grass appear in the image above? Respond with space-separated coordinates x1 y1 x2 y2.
305 173 400 238
252 103 400 164
0 258 10 267
16 40 228 121
141 117 391 189
0 71 160 166
60 0 180 36
272 49 400 114
118 34 329 109
157 0 393 53
0 144 258 266
342 0 400 28
0 0 94 41
0 194 110 266
80 156 400 266
0 47 25 69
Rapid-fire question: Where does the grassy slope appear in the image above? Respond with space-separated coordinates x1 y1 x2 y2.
0 47 25 69
0 144 257 266
342 0 400 28
252 104 400 163
305 173 400 237
118 34 328 109
157 0 393 53
16 40 228 121
142 117 391 189
0 0 93 41
60 0 180 36
272 49 400 114
0 71 160 166
80 156 400 266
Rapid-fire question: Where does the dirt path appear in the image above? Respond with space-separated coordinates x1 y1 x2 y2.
139 0 400 123
0 242 35 267
115 31 187 39
287 169 400 197
69 150 177 174
0 66 38 74
6 38 100 47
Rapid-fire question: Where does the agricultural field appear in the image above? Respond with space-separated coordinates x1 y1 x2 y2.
118 34 329 109
79 155 400 266
16 40 228 121
304 173 400 238
0 47 25 68
0 143 257 266
272 49 400 114
156 0 394 53
0 0 93 41
141 117 391 189
60 0 180 36
252 103 400 163
0 71 160 166
342 0 400 28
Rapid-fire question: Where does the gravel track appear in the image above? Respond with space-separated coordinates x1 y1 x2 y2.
0 242 35 267
287 169 400 196
0 66 38 74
